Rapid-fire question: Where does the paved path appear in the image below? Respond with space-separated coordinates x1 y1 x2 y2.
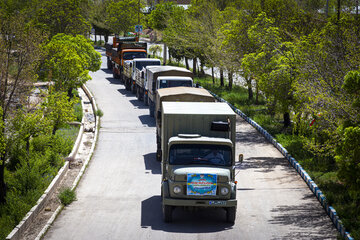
44 49 338 240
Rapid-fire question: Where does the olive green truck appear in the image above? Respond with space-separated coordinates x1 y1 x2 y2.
160 101 242 223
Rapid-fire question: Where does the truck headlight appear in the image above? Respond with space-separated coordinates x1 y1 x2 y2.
173 186 182 194
220 187 229 195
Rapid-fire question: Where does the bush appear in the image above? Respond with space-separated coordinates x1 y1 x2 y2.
58 188 76 206
74 102 83 122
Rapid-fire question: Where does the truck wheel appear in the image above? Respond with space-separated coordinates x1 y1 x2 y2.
143 92 148 106
149 100 154 117
125 80 131 91
113 69 118 79
131 82 136 94
136 87 140 99
226 207 236 224
156 149 161 162
163 204 173 223
107 58 112 70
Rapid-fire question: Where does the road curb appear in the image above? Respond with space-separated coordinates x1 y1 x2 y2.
208 90 354 240
34 84 99 240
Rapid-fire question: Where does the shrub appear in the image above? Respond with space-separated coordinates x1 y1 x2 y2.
58 188 76 206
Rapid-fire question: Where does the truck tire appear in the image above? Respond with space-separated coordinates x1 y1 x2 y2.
163 204 173 223
156 149 161 162
125 79 131 91
113 69 118 79
226 207 236 224
136 87 142 100
143 91 148 106
149 100 154 117
107 58 112 70
131 82 136 94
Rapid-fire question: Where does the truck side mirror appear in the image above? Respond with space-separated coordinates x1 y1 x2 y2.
157 110 161 120
130 62 133 68
141 71 144 78
238 154 243 163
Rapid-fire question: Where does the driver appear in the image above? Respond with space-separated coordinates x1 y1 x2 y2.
204 150 224 164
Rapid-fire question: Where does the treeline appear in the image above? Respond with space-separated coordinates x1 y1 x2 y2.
0 0 101 238
145 0 360 237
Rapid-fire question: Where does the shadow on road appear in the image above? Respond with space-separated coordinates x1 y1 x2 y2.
236 130 267 145
138 114 155 127
117 88 133 97
141 196 234 233
239 157 290 173
105 77 122 85
269 195 337 239
129 99 148 109
143 153 161 174
101 68 113 74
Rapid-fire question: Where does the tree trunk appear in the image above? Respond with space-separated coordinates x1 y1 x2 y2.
325 0 329 18
220 69 224 87
192 58 197 76
212 67 215 85
185 57 189 70
163 43 167 65
337 0 341 22
283 112 291 127
247 77 253 101
200 59 205 76
105 34 109 44
228 71 233 90
255 81 259 104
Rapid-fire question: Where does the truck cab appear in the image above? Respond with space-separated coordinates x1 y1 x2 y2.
160 102 241 223
157 76 193 89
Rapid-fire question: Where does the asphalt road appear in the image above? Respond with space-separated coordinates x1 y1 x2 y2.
44 50 338 240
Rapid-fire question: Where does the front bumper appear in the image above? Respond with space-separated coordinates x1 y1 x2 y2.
163 197 237 208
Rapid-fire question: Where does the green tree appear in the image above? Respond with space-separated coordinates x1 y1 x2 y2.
44 33 101 94
242 13 297 126
42 91 76 135
106 0 140 35
36 0 91 37
0 12 45 203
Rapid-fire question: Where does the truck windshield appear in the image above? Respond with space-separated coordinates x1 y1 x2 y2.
169 144 232 166
159 80 193 89
123 52 147 60
135 61 160 70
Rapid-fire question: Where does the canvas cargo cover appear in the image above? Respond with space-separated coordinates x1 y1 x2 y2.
147 66 193 96
156 87 215 114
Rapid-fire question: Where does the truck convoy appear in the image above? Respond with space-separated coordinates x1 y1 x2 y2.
106 37 242 224
160 102 241 223
105 36 147 80
145 66 194 117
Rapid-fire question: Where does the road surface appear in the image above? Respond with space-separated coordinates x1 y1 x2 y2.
44 49 338 240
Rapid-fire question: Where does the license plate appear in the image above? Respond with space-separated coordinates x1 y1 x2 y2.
209 200 226 206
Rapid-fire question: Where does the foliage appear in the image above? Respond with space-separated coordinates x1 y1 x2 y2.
106 0 141 35
43 33 101 92
42 91 77 135
149 45 162 58
35 0 91 38
58 187 76 206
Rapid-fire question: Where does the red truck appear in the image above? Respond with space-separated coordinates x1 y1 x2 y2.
105 36 147 80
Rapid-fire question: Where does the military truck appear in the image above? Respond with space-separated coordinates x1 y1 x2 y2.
105 36 147 80
155 87 215 161
160 102 242 223
132 59 161 99
145 66 193 117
